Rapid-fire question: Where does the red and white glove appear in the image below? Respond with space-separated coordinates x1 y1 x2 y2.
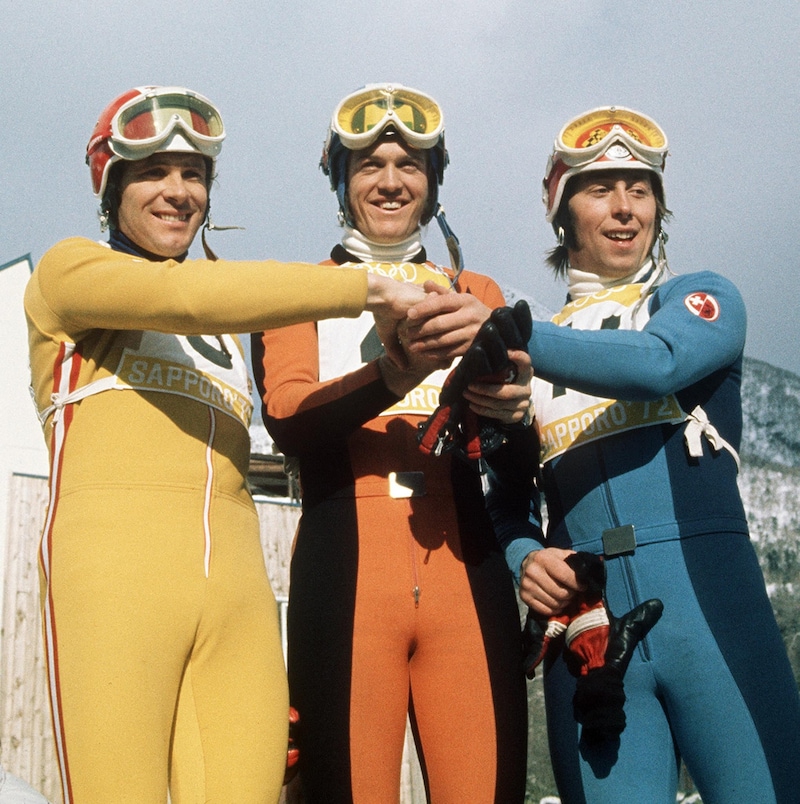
417 301 532 461
284 706 300 785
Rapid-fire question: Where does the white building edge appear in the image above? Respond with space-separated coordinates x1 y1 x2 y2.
0 255 49 596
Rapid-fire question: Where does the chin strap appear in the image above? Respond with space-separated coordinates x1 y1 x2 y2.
201 217 245 261
655 228 672 278
434 203 464 288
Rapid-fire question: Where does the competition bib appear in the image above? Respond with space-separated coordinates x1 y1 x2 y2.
318 261 454 417
114 332 253 428
535 279 685 463
40 331 253 430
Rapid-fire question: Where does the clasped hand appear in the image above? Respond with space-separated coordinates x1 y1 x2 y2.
376 281 533 425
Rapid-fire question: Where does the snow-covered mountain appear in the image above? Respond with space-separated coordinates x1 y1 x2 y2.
736 358 800 681
741 357 800 469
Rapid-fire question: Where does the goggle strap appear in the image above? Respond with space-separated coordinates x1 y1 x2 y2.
201 219 246 261
434 204 464 286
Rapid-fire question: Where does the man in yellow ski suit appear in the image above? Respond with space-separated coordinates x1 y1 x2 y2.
24 85 424 804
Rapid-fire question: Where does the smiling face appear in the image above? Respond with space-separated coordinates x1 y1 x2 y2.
345 136 430 243
566 169 657 279
116 152 209 258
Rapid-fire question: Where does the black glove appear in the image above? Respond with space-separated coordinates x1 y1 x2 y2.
520 552 663 743
522 609 560 679
571 596 664 743
487 299 533 352
417 301 532 461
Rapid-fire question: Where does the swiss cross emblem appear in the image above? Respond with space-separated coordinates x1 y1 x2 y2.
684 293 720 321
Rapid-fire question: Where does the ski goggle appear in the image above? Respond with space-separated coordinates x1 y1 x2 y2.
554 106 668 170
330 84 444 150
108 87 225 160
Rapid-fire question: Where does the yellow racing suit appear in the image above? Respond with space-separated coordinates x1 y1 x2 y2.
24 236 368 804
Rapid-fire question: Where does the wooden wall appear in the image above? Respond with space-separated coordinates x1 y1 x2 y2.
0 474 54 798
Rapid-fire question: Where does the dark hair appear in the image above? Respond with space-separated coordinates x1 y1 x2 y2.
101 156 214 230
545 171 671 277
101 161 125 230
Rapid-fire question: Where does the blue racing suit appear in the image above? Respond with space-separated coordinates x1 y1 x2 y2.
486 266 800 803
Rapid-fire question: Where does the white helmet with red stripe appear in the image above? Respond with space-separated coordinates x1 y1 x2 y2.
543 105 669 224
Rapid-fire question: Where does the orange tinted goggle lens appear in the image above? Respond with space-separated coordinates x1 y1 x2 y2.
560 108 666 151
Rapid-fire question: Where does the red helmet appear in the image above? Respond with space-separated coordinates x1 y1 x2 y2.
86 86 225 198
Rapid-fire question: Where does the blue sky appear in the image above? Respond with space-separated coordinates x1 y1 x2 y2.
3 0 799 375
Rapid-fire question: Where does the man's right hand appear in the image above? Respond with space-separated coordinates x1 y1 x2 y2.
365 274 428 367
402 281 492 362
520 548 586 617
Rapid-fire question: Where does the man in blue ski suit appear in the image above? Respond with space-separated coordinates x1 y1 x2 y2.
447 106 800 803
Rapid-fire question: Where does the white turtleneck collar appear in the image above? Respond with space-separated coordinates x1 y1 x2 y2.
567 260 658 300
340 224 423 263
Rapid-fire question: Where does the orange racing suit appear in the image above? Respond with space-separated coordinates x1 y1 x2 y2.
252 249 528 803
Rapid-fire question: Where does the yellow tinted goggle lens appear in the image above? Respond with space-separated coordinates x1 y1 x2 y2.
336 90 442 138
116 94 224 142
560 108 666 151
